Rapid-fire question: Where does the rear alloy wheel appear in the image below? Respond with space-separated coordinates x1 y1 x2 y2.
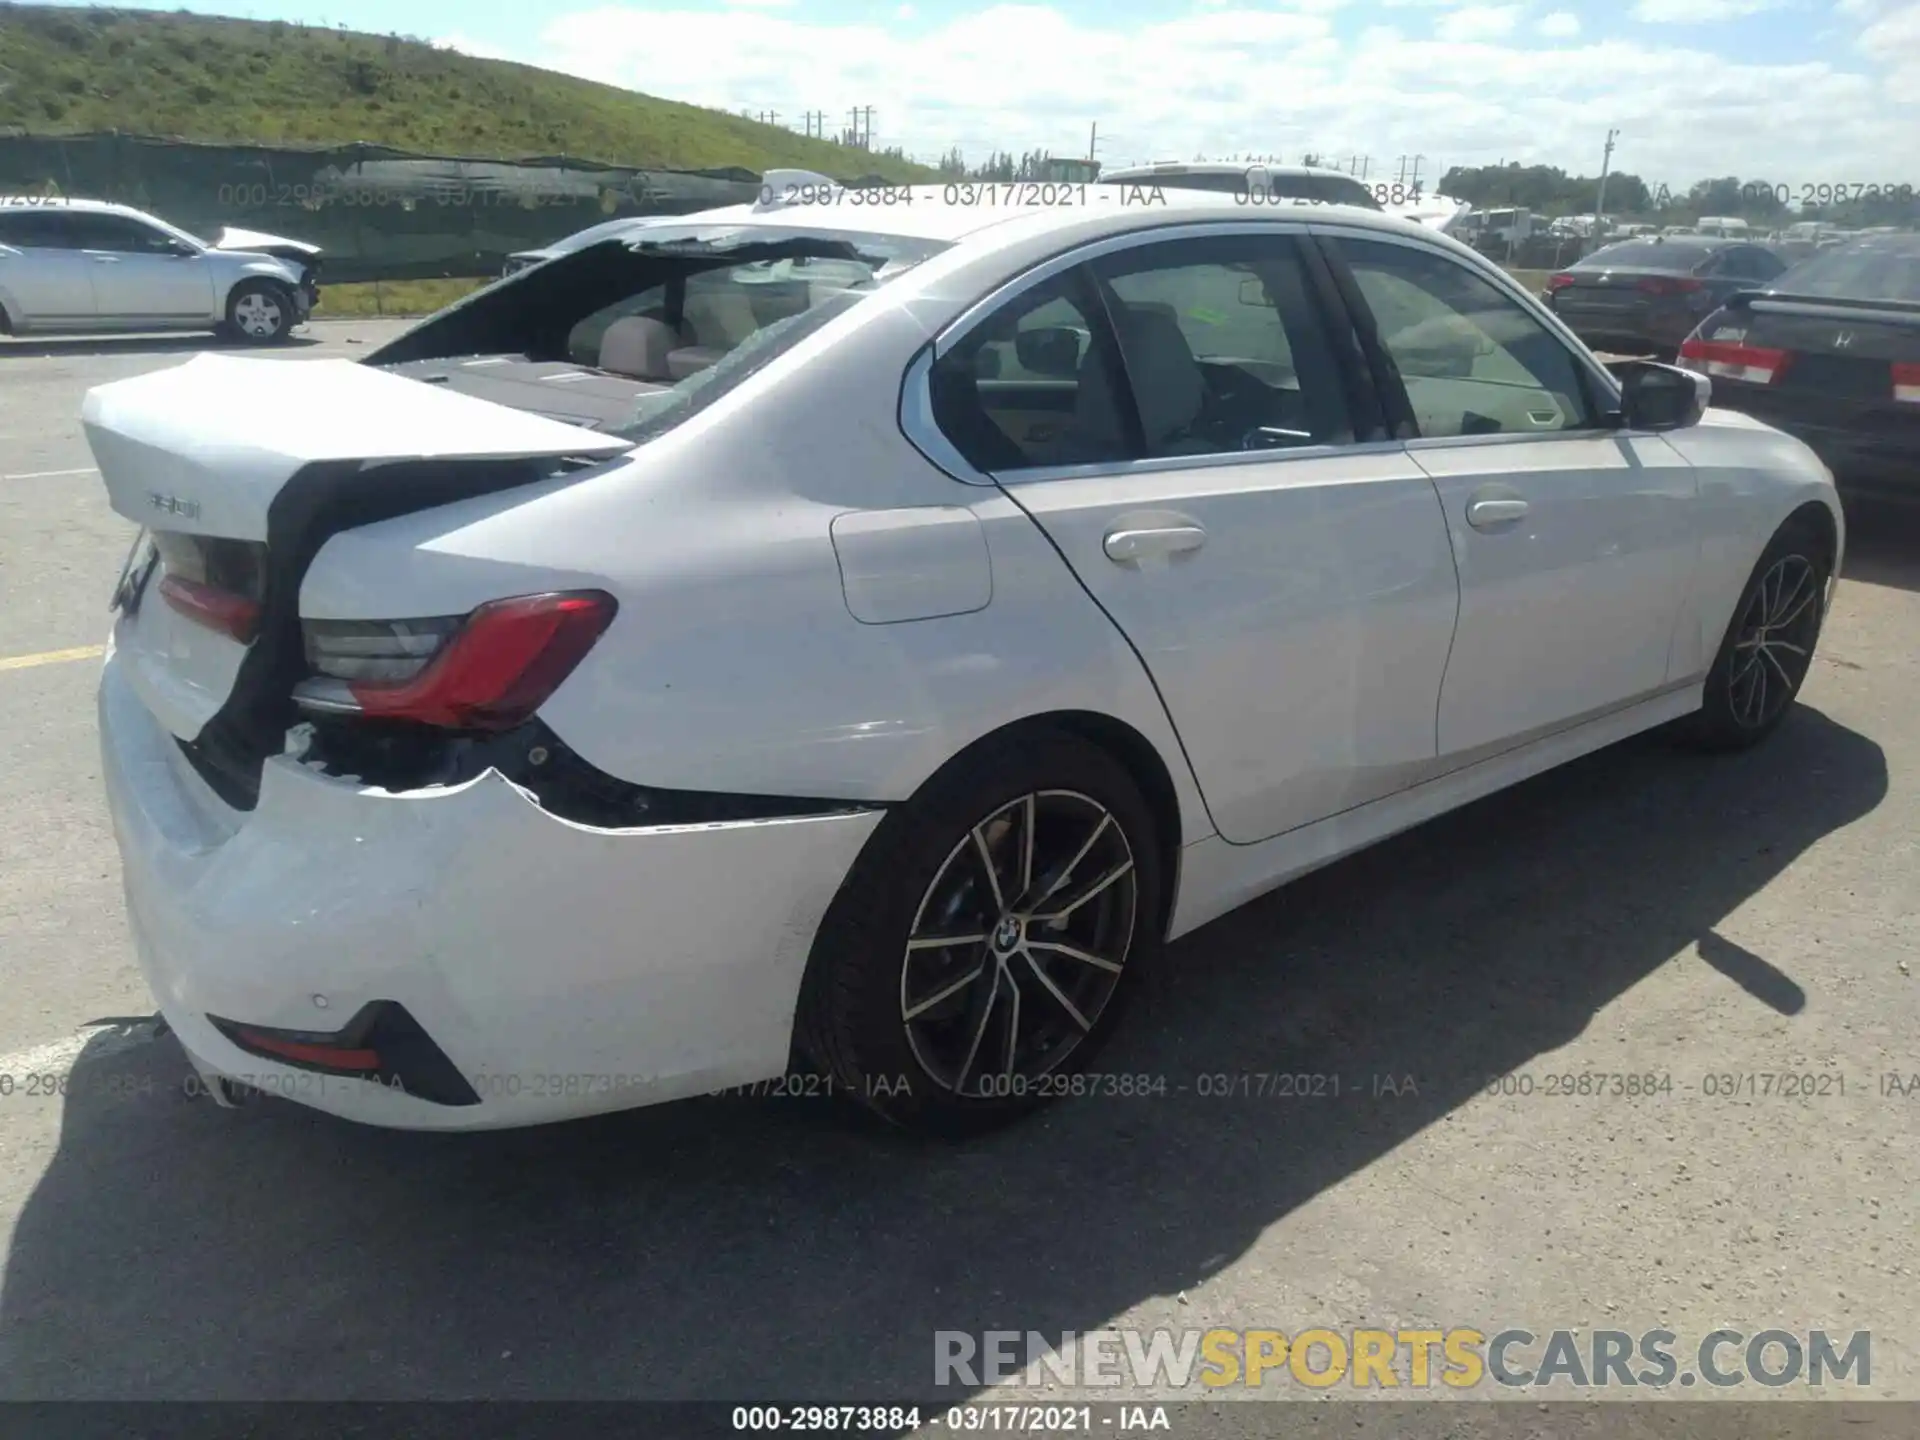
1677 518 1830 751
902 790 1137 1096
798 730 1163 1135
223 280 294 343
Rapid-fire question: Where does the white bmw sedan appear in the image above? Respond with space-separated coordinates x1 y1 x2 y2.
85 185 1842 1136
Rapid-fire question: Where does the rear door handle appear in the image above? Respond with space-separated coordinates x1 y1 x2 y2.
1466 497 1529 530
1103 523 1207 564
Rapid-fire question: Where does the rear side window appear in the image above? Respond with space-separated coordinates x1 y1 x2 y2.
1335 238 1597 439
929 233 1358 472
1092 233 1355 456
0 210 74 248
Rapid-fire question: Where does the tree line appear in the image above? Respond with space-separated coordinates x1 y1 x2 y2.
1437 162 1917 227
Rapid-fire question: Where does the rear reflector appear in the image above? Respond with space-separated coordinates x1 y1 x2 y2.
1894 361 1920 404
158 573 261 643
208 1002 481 1106
232 1029 380 1071
324 589 617 731
1678 337 1793 386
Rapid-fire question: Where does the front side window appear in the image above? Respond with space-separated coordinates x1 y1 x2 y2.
1335 237 1597 439
65 213 181 254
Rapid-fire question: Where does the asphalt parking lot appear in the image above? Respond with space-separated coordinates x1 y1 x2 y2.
0 320 1916 1417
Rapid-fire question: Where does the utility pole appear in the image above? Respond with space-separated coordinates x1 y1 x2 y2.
1593 128 1619 245
1088 121 1098 162
860 106 875 149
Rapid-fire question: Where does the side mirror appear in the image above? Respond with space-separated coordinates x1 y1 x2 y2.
167 238 200 257
1615 359 1709 431
1014 325 1082 377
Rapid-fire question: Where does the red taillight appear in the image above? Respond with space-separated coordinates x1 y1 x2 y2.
1546 273 1576 292
1636 275 1706 296
1678 336 1793 385
346 590 617 730
1893 361 1920 404
158 573 260 643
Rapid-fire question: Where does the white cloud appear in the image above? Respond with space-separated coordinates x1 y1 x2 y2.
1537 11 1581 36
1859 1 1920 94
527 3 1920 186
1434 3 1522 39
1632 0 1786 21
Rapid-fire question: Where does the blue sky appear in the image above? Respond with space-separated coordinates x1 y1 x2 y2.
40 0 1920 187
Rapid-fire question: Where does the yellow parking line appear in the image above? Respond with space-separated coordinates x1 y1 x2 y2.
0 643 106 673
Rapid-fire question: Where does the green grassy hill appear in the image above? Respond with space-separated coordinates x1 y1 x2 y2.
0 5 933 180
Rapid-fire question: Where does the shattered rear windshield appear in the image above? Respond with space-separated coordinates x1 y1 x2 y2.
572 224 952 442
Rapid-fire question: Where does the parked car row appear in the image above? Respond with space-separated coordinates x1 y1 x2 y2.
1538 228 1920 498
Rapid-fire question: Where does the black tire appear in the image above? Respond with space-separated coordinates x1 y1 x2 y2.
221 280 296 343
797 727 1165 1137
1674 516 1831 752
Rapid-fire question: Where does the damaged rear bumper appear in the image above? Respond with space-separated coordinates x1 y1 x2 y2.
97 650 881 1131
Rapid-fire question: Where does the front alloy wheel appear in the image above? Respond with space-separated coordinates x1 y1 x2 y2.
1727 553 1820 730
1676 515 1830 752
901 790 1137 1098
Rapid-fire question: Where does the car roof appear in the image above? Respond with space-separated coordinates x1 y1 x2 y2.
614 183 1414 249
0 196 136 214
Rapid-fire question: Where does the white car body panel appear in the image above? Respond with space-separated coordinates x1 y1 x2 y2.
85 354 631 542
84 193 1845 1130
99 656 883 1129
1411 431 1700 758
1002 449 1460 844
1171 684 1701 937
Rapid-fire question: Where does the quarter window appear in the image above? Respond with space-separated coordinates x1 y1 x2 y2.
928 271 1134 471
1335 238 1598 438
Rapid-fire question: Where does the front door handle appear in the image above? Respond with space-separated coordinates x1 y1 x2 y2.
89 255 120 264
1103 523 1207 564
1466 497 1529 530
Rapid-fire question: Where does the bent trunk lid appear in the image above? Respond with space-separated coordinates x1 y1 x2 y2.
86 353 629 745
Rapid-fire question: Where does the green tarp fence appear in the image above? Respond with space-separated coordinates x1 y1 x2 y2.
0 132 766 282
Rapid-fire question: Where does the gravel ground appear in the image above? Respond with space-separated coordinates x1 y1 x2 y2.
0 322 1915 1427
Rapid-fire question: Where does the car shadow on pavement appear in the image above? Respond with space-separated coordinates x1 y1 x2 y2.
0 334 321 361
0 706 1887 1402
